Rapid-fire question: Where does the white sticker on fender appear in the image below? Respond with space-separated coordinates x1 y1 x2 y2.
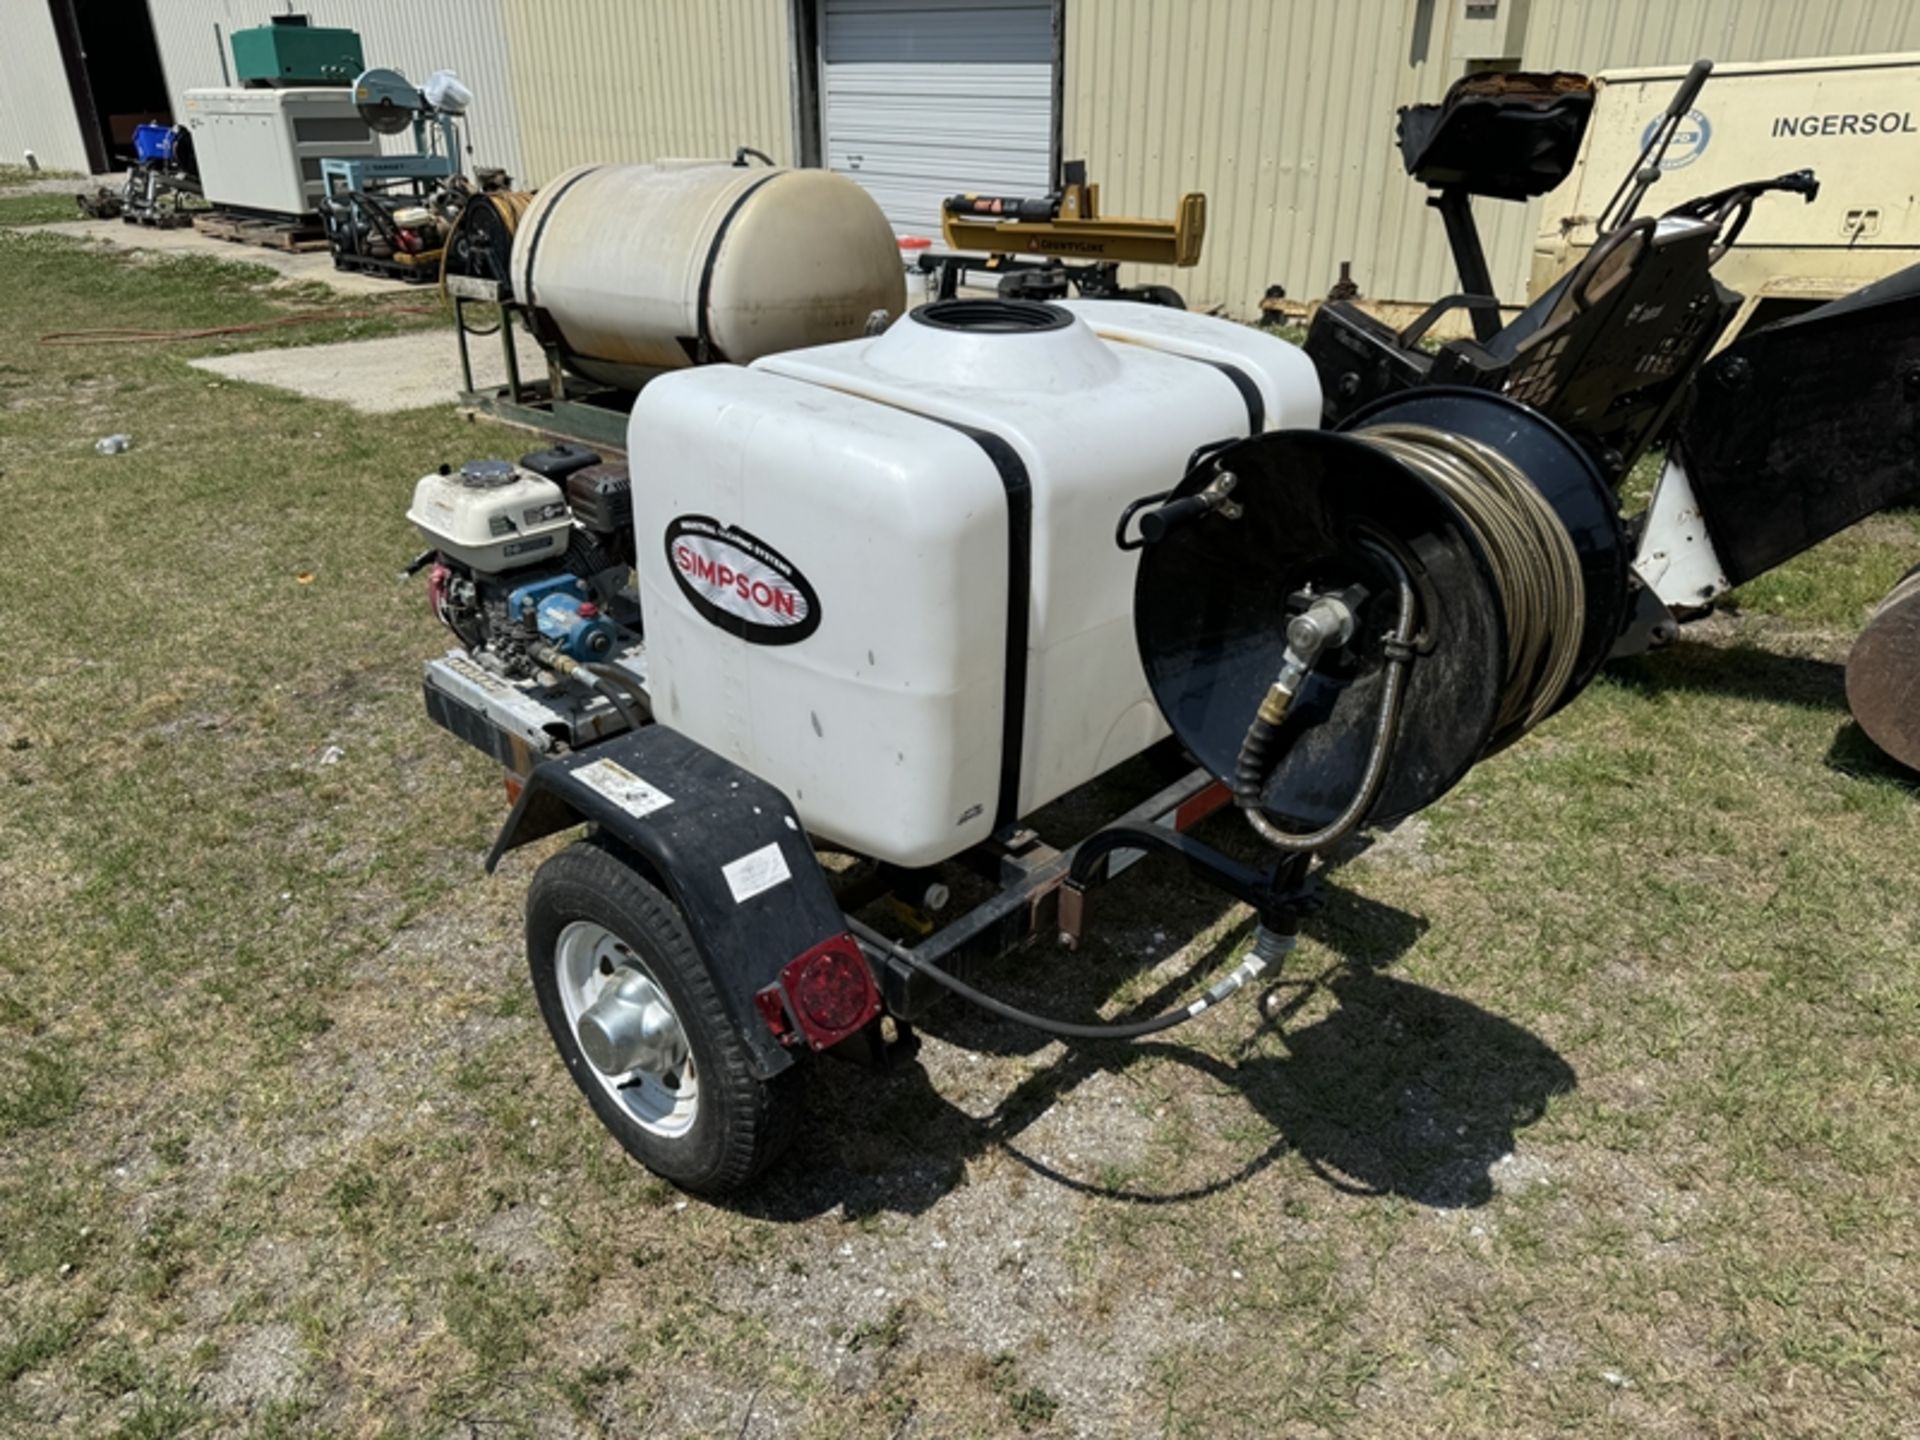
722 842 792 904
574 758 674 819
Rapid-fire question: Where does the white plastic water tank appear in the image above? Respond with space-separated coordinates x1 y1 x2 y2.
629 299 1321 867
510 161 907 389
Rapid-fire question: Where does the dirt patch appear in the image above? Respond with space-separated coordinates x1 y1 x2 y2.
199 1322 302 1412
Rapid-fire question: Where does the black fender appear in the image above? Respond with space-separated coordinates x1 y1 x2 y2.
488 725 848 1080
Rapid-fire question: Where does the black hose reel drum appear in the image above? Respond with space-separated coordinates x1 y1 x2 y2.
1134 388 1628 839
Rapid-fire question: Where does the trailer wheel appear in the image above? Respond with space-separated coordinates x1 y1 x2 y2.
526 837 802 1193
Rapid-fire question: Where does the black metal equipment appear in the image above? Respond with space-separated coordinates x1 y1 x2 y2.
1674 261 1920 588
1302 69 1599 428
1303 62 1824 488
1393 69 1597 342
1131 388 1626 837
1129 59 1916 917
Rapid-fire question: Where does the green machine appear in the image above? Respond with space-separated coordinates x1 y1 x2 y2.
229 15 364 88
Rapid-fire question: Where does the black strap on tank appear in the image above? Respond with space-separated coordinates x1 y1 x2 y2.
914 417 1033 834
694 172 783 363
518 165 601 315
1202 359 1266 434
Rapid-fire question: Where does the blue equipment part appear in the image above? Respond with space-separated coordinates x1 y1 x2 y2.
508 574 618 662
132 123 186 168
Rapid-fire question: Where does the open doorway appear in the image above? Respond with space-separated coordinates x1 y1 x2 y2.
47 0 173 173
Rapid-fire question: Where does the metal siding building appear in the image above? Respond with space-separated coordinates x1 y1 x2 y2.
141 0 528 183
11 1 1920 312
501 0 797 182
817 0 1056 235
0 0 92 172
1067 0 1920 313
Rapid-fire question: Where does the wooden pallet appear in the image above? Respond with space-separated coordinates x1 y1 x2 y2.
194 212 329 253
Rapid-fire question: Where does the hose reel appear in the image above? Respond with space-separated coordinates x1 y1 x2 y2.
1134 388 1628 841
441 189 531 296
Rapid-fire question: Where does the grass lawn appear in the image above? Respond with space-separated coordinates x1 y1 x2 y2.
1 227 1917 1439
0 193 88 226
0 165 83 188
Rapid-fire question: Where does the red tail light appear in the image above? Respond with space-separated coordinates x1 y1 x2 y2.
765 934 881 1050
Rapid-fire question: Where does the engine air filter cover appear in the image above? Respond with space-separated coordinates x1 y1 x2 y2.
1134 388 1624 830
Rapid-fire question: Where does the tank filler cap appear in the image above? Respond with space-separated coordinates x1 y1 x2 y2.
458 459 519 489
910 298 1072 333
866 298 1120 391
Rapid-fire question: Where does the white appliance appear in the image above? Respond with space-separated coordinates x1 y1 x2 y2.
629 300 1322 867
181 87 378 216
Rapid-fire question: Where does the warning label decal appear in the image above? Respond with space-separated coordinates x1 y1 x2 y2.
574 758 675 819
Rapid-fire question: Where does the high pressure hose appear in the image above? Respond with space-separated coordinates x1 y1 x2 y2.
1233 539 1419 853
532 644 647 734
1355 424 1584 736
584 663 652 723
851 920 1296 1043
1232 423 1586 855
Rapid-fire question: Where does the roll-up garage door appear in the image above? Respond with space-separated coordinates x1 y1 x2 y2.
821 0 1055 239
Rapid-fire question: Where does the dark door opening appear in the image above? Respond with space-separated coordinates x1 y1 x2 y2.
47 0 173 173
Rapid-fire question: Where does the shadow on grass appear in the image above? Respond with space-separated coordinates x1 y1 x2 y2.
1611 640 1920 789
1606 638 1848 712
742 873 1575 1220
1825 720 1920 790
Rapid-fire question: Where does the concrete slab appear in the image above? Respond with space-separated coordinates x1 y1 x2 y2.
34 218 402 298
189 327 547 414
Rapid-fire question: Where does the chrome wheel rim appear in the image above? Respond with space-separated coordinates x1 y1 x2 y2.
553 920 698 1138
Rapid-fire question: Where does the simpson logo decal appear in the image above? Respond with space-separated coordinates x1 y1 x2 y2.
665 515 821 646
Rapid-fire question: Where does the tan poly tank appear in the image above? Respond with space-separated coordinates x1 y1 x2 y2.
509 161 907 390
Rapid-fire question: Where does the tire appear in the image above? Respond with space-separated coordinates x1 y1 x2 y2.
526 837 803 1194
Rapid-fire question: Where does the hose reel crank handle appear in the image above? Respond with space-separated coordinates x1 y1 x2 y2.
1139 471 1242 544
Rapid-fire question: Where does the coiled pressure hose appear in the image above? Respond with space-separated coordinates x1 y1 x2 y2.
1234 423 1586 852
439 189 534 330
1358 424 1586 736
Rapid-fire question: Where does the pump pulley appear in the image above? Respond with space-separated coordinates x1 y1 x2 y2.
1133 388 1628 836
